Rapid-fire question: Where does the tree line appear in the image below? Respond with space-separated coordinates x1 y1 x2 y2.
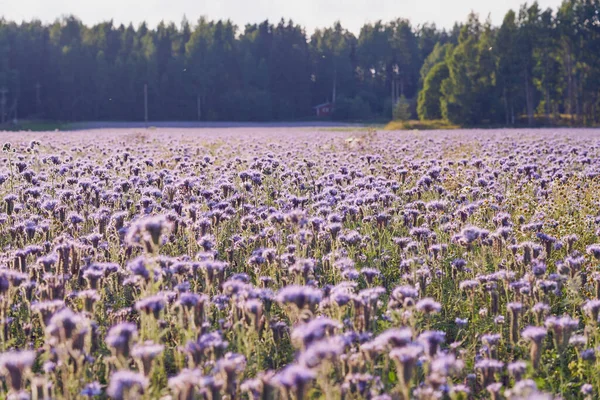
0 0 599 125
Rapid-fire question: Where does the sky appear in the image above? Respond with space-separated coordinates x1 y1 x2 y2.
1 0 564 34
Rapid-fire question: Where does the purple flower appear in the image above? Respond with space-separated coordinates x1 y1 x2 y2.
418 330 445 357
581 384 593 396
0 351 36 391
132 341 164 375
271 364 315 398
416 298 441 314
372 328 413 350
582 299 600 322
291 317 341 348
135 294 166 317
276 285 323 309
106 370 148 400
106 323 138 358
389 344 423 385
81 382 103 397
586 244 600 259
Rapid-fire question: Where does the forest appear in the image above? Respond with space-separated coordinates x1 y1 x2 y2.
0 0 599 125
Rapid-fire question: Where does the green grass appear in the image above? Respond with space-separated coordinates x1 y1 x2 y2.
385 114 600 131
384 119 460 130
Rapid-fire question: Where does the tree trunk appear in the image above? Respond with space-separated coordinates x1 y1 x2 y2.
503 85 509 125
511 104 515 125
524 70 534 126
575 72 581 124
565 51 574 124
197 94 202 121
545 86 551 124
332 68 337 104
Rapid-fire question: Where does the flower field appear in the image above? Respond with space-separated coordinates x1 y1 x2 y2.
1 127 600 399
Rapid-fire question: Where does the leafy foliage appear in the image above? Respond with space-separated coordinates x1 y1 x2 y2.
417 62 449 121
1 1 600 125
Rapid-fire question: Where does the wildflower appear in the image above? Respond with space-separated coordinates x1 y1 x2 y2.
569 334 587 348
514 380 557 399
545 315 579 352
536 232 556 257
389 344 423 397
418 330 445 358
298 337 345 368
582 299 600 323
291 317 341 349
475 359 503 386
276 285 323 310
45 307 85 345
289 258 315 282
341 373 381 398
415 298 441 314
482 333 502 349
451 258 467 273
430 354 464 377
360 267 381 284
508 361 527 381
105 323 138 358
459 279 479 291
168 369 202 400
78 290 101 313
32 299 65 325
581 384 593 397
455 317 468 328
450 384 471 397
126 215 172 251
37 253 59 273
127 257 150 280
0 351 36 392
372 328 413 350
4 194 18 215
271 364 315 400
217 352 246 397
106 370 148 400
487 382 503 400
242 299 264 331
586 244 600 260
132 341 164 376
184 331 229 366
135 294 166 318
563 234 578 253
521 326 547 369
388 285 418 310
455 226 484 247
81 382 103 397
581 348 596 362
532 303 550 325
507 302 523 343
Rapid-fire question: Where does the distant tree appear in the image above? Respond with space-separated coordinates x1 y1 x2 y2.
269 19 311 119
393 95 411 121
441 13 499 125
1 2 600 124
417 62 449 120
332 96 372 120
496 10 521 125
309 22 356 106
532 8 561 121
185 17 216 120
419 42 452 84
